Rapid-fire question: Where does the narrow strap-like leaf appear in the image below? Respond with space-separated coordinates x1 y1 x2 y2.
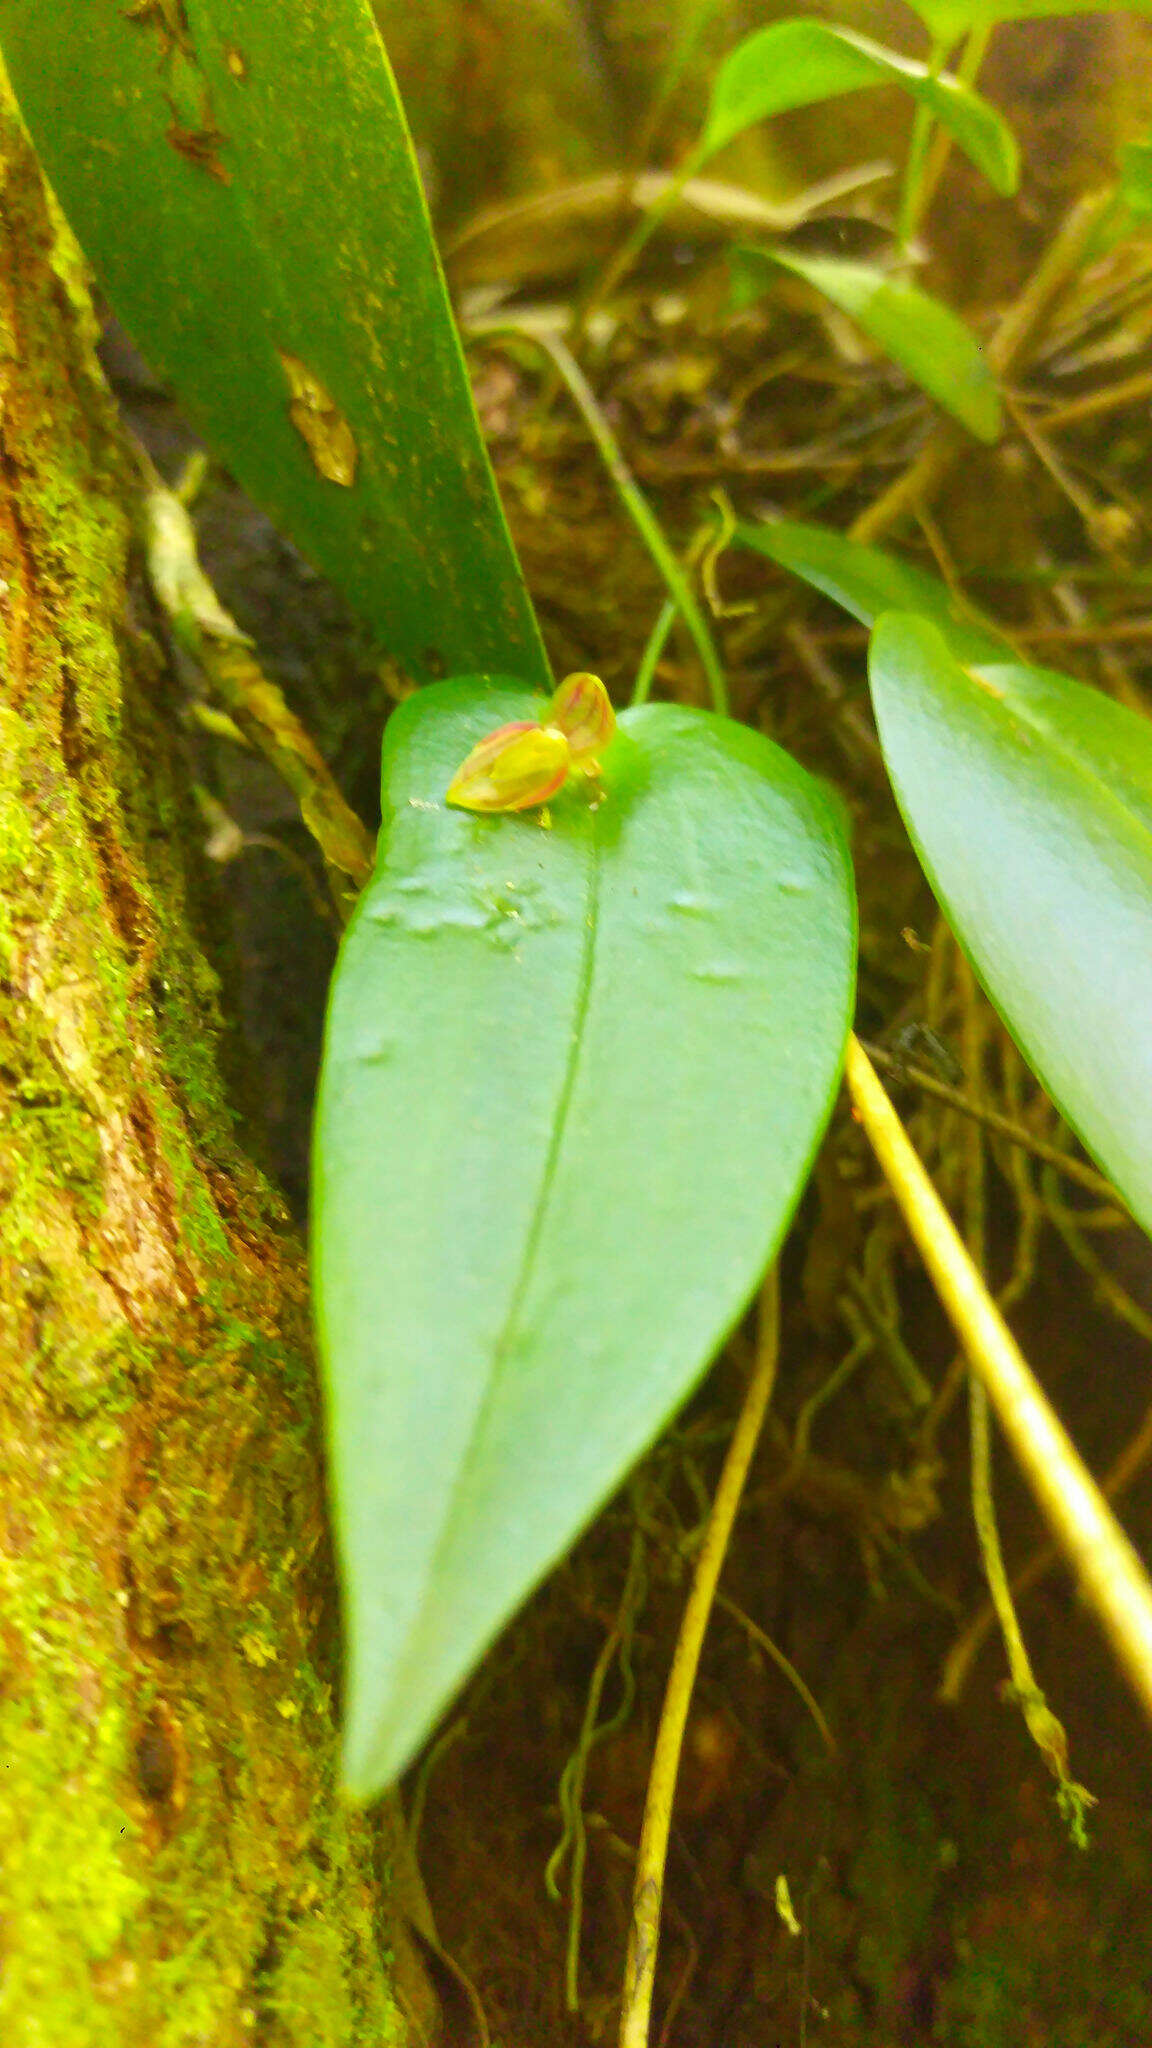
0 0 548 686
733 513 1009 663
909 1 1152 42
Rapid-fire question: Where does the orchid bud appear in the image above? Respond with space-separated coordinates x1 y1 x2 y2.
547 671 615 762
446 720 571 813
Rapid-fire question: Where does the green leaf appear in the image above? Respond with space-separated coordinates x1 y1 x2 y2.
908 2 1152 45
732 247 1002 442
869 613 1152 1229
733 514 1010 663
701 18 1018 196
313 679 856 1795
0 0 548 688
1120 134 1152 217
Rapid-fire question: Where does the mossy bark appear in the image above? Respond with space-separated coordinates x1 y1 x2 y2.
0 87 420 2048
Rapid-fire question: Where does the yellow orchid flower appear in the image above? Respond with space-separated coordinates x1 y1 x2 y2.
548 671 615 765
445 720 571 813
445 675 616 815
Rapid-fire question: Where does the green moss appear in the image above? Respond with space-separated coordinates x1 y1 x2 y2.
9 1101 103 1212
0 86 408 2045
1 1088 103 1227
0 1493 147 2027
260 1919 357 2046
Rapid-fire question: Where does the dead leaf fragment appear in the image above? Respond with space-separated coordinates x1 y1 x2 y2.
125 0 193 67
164 86 231 183
277 350 358 486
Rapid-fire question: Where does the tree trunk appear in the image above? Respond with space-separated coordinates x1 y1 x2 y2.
0 82 423 2048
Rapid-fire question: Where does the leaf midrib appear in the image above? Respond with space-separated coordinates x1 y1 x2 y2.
393 808 604 1691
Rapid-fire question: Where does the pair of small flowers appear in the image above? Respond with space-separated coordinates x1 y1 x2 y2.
446 672 616 813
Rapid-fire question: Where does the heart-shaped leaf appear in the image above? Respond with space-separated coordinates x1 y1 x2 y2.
313 680 856 1795
732 248 1002 442
0 0 548 687
734 514 1009 662
701 18 1018 196
869 613 1152 1229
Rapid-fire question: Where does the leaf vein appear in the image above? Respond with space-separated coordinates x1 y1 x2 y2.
396 812 604 1683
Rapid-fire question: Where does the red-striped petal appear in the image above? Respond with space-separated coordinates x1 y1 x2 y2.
547 672 615 760
446 721 571 812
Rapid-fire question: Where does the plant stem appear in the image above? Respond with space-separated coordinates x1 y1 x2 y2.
897 36 952 247
632 599 679 704
204 640 375 905
957 967 1075 1792
138 456 375 904
548 1530 646 2013
568 142 709 356
630 0 725 170
941 1394 1152 1702
471 323 729 713
861 1041 1120 1203
902 20 994 244
714 1590 835 1757
987 186 1120 377
618 1268 779 2048
844 1034 1152 1730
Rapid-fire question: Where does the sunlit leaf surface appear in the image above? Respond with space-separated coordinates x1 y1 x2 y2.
313 680 856 1795
869 614 1152 1230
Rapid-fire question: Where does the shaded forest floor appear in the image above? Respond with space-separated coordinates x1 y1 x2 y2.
109 111 1152 2044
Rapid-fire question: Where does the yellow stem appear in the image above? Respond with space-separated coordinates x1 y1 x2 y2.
845 1034 1152 1728
618 1269 780 2048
